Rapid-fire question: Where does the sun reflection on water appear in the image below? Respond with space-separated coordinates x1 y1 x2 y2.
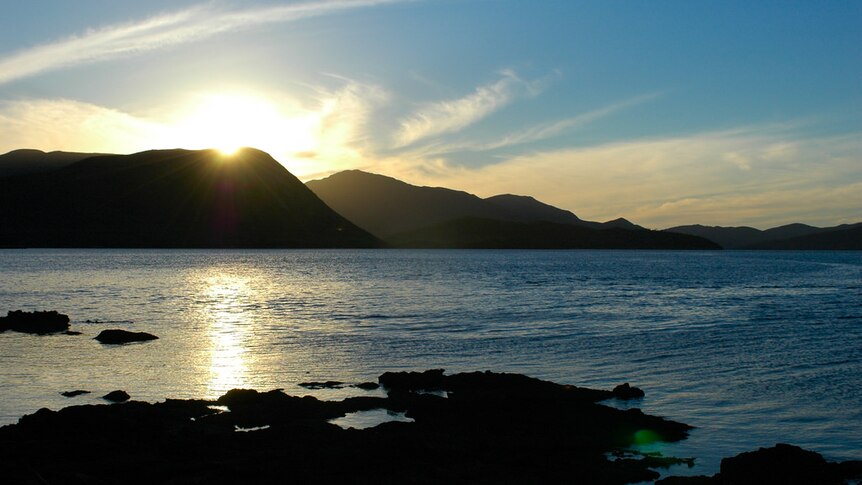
202 274 255 397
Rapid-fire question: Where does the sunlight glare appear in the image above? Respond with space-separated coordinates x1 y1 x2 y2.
202 274 255 396
166 92 319 162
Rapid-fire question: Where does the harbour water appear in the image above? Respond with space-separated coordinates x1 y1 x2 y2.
1 249 860 476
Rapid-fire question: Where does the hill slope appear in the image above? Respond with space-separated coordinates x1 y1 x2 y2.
388 217 720 249
483 194 585 225
0 148 380 248
665 223 861 249
306 170 639 237
0 149 107 178
306 170 501 237
743 225 862 250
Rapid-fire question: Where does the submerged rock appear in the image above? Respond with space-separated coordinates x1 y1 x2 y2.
95 329 158 344
60 390 90 398
0 310 70 334
656 476 714 484
354 381 380 390
103 390 130 402
298 380 345 390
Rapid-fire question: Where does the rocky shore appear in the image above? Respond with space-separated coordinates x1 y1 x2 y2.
0 370 859 484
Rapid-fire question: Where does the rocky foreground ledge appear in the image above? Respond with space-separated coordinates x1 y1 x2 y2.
0 370 858 484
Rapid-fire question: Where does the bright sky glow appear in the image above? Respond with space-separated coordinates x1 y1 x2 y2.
161 92 319 157
0 0 860 228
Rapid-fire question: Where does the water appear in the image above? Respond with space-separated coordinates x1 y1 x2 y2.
1 249 860 476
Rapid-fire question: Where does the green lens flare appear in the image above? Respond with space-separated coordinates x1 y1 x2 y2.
633 429 662 445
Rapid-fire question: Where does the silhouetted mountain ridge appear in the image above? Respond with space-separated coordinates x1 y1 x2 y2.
743 225 862 250
0 149 108 178
665 222 862 249
306 170 642 238
3 149 853 249
483 194 585 225
388 217 720 249
0 148 380 248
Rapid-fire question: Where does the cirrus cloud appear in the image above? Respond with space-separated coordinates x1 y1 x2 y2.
0 0 410 86
393 70 552 148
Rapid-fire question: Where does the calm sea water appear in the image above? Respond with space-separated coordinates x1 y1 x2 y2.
1 249 860 476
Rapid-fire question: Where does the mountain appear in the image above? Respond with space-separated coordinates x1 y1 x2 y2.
388 217 720 249
662 225 767 248
599 217 644 230
0 148 381 248
761 223 824 241
484 195 644 230
665 222 862 249
744 225 862 250
306 170 639 237
0 149 107 178
483 194 585 225
306 170 499 237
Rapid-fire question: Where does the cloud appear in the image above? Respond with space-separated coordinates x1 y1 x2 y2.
0 99 166 154
393 70 550 148
288 79 390 178
381 128 862 229
399 92 660 157
634 184 862 229
478 92 661 151
0 77 391 179
0 0 407 85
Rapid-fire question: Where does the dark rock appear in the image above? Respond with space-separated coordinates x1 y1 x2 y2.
0 310 70 334
103 390 130 402
378 368 446 390
60 390 91 398
64 330 82 335
655 476 715 484
0 370 702 485
661 443 862 484
95 329 158 344
298 380 345 390
719 443 846 484
4 371 859 485
354 382 380 390
612 382 645 399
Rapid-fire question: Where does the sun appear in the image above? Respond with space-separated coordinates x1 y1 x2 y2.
216 144 241 156
165 92 318 160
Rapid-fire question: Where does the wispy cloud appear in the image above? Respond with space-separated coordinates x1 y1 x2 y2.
478 92 660 151
393 70 551 148
0 0 407 85
398 92 660 157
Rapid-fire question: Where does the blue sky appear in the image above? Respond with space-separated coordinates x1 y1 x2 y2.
0 0 860 228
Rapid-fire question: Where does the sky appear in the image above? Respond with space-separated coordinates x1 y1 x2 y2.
0 0 860 229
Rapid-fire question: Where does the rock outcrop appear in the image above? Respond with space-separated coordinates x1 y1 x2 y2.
0 310 70 334
94 329 158 344
60 390 90 398
102 390 130 403
0 370 692 484
657 443 862 484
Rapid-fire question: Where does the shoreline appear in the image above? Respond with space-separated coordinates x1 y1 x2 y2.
1 370 859 484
